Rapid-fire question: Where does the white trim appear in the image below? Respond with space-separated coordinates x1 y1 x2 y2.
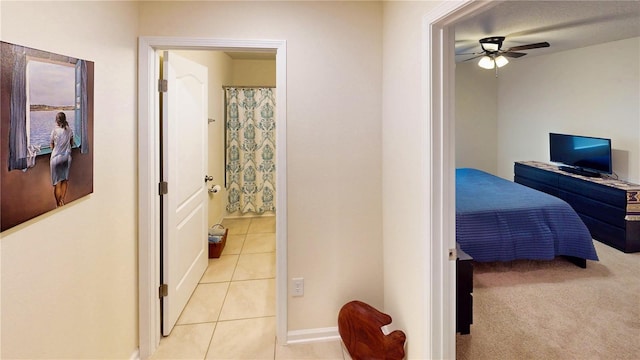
274 43 288 347
137 36 288 359
129 348 140 360
422 1 494 358
138 36 160 360
286 327 341 345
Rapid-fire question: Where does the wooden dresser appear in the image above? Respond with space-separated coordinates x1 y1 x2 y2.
514 161 640 253
456 244 473 335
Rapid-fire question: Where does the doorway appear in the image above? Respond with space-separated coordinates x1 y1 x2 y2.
160 49 277 346
422 0 496 358
137 37 287 359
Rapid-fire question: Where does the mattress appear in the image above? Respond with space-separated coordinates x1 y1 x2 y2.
456 168 598 262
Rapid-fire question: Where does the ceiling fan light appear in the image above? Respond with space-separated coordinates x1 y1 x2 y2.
495 55 509 68
481 43 499 52
478 56 495 69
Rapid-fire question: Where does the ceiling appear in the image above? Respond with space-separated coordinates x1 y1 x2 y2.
223 2 639 62
455 1 640 62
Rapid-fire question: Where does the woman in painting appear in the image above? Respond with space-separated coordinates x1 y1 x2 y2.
50 112 74 207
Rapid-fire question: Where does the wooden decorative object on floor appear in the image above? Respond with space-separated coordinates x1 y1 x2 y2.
338 300 406 360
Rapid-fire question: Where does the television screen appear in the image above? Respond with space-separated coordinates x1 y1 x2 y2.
549 133 612 176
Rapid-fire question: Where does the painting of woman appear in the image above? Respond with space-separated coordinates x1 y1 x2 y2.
1 41 94 231
50 112 74 207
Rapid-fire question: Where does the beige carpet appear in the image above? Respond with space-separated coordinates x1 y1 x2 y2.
456 241 640 359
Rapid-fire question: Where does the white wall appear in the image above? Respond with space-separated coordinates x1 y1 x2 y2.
140 1 384 333
0 1 478 357
231 59 276 86
455 37 640 184
0 1 139 358
455 61 498 174
497 37 640 183
382 1 444 358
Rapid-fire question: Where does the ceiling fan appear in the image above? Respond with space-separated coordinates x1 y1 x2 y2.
457 36 550 71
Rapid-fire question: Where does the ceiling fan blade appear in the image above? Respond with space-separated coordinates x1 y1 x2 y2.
456 51 483 56
506 42 550 52
462 54 485 62
502 51 527 58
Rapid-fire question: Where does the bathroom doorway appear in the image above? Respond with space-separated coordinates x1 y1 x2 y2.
157 49 277 350
137 37 287 359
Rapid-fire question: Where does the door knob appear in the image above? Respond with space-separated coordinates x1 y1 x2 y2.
204 175 214 182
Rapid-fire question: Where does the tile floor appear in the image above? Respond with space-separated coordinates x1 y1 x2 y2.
150 216 351 360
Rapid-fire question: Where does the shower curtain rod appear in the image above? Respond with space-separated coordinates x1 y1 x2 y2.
222 85 275 89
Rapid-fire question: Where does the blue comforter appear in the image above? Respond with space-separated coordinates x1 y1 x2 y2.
456 168 598 262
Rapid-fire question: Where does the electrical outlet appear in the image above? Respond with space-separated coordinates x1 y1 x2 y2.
292 277 304 297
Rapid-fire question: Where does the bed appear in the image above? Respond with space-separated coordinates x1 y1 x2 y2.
456 168 598 266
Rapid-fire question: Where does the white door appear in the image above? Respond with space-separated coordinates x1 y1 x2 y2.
162 51 209 336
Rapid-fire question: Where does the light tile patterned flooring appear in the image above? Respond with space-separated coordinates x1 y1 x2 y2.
150 216 350 360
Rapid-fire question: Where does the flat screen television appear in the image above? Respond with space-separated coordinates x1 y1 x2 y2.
549 133 612 177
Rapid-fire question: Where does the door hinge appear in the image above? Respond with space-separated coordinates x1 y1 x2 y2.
158 79 168 92
159 284 168 298
159 181 168 195
448 248 457 261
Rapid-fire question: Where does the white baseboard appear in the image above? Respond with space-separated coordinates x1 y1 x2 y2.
130 348 140 360
287 326 341 344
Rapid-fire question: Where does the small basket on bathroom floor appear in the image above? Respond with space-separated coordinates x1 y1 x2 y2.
208 224 228 259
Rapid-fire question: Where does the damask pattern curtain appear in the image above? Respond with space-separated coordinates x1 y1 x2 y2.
225 87 276 214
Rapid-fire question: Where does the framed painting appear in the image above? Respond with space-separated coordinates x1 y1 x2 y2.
1 41 94 232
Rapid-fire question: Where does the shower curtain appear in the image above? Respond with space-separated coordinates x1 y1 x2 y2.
225 87 276 214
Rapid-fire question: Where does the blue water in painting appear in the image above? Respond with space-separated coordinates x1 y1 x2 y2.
30 110 76 149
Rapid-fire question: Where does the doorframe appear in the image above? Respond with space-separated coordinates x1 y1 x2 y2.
423 1 495 358
137 36 287 359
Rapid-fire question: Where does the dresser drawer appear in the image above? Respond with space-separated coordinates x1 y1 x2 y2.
558 176 627 208
515 176 559 197
514 163 558 187
559 190 626 228
514 161 640 253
